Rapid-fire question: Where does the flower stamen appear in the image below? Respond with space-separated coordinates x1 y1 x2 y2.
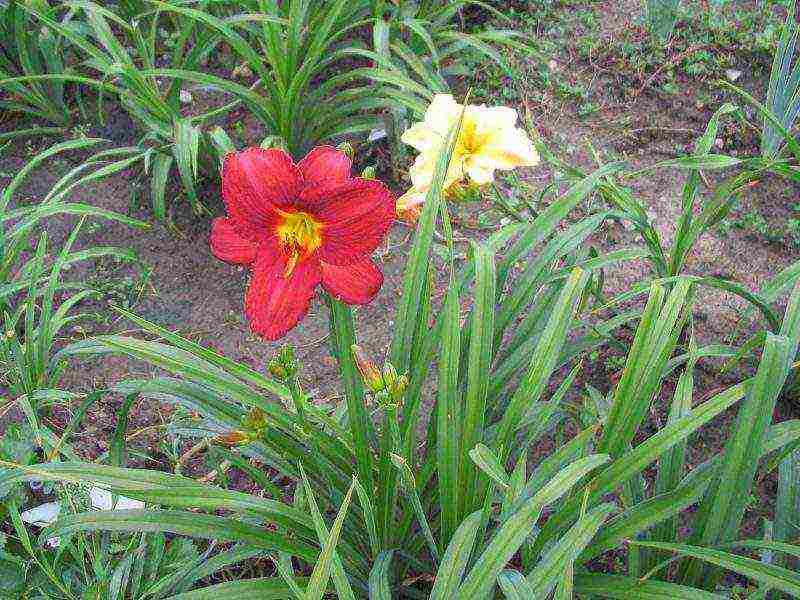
277 211 322 277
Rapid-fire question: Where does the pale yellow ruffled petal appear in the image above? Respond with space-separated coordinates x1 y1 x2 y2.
401 94 462 152
475 127 540 171
408 151 437 189
422 94 462 134
401 122 441 154
464 155 498 185
474 105 518 133
399 96 538 221
409 145 465 193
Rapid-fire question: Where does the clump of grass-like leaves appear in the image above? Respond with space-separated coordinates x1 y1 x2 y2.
4 116 800 598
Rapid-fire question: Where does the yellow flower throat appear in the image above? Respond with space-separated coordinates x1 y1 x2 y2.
277 211 322 277
456 118 486 156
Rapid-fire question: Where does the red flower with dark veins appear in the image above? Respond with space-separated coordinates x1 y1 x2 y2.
210 146 395 340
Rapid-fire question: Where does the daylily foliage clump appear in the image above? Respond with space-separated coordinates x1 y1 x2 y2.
5 4 800 593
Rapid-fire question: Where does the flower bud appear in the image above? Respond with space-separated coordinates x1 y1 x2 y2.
398 203 422 225
214 408 268 446
242 407 269 437
214 430 249 446
361 165 377 180
231 63 253 79
261 135 288 151
268 359 289 380
386 372 409 406
337 141 355 160
293 422 310 439
268 345 297 380
352 344 384 392
382 362 398 388
393 374 409 396
446 179 482 203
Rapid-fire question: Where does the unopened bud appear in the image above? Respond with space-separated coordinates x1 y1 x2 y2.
446 180 482 203
293 422 310 439
387 372 409 405
214 430 249 446
394 374 409 395
231 63 253 79
361 165 377 179
398 204 422 225
382 362 398 388
268 359 289 380
337 141 355 160
352 345 384 392
268 345 297 380
261 135 287 151
242 407 269 438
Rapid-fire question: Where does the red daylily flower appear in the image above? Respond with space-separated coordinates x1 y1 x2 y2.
211 146 395 340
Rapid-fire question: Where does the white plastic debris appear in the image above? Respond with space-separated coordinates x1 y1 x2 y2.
179 89 193 104
89 487 145 511
19 488 143 549
368 128 388 142
20 502 60 527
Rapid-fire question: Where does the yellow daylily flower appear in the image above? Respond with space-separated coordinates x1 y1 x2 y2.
397 94 539 221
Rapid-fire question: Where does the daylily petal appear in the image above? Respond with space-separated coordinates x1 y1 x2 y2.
407 152 437 190
210 217 258 264
478 127 540 170
464 155 499 185
245 245 321 340
474 105 519 134
422 94 462 133
214 144 393 340
298 145 352 188
222 148 302 234
401 94 461 152
321 258 383 304
408 149 464 196
401 123 444 154
313 179 395 265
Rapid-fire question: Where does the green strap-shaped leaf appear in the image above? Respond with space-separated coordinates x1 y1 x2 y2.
469 444 509 491
641 541 800 598
599 278 693 459
494 267 589 456
533 376 749 556
459 242 496 517
437 285 462 546
457 454 609 599
303 471 356 600
368 551 393 600
41 509 318 562
430 511 481 600
164 578 309 600
391 116 462 374
682 332 797 588
326 297 374 513
150 152 173 221
573 573 725 599
523 503 616 597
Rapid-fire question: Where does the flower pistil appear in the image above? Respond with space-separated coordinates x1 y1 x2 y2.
277 210 322 277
